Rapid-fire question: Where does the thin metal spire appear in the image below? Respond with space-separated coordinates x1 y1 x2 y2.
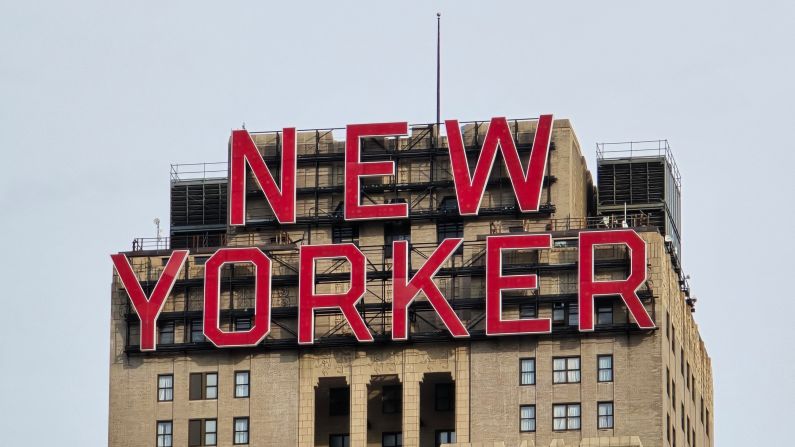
436 12 441 134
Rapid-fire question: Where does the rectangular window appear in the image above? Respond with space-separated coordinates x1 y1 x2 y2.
384 220 411 258
436 221 463 249
553 357 581 384
382 385 402 414
553 403 581 431
332 225 359 244
680 348 685 375
330 434 350 447
598 355 613 382
189 420 202 447
157 421 173 447
204 419 217 446
519 303 537 319
435 383 454 411
567 303 579 326
596 303 613 325
667 367 671 396
235 371 250 398
329 387 350 416
671 326 676 352
190 372 217 400
681 403 685 427
552 302 566 324
520 358 536 385
667 413 671 442
233 417 249 445
206 373 218 399
382 432 402 447
435 430 456 447
158 321 175 345
598 402 614 429
520 405 536 432
234 317 252 331
158 374 173 402
190 319 205 343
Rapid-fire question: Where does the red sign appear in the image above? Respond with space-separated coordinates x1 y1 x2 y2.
113 116 656 351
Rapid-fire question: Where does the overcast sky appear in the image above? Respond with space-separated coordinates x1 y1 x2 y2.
1 0 793 445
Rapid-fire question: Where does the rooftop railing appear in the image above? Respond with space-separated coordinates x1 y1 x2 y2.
596 139 681 188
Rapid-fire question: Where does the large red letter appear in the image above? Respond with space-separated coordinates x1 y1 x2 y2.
485 234 552 335
111 250 188 351
298 244 372 344
578 230 655 331
445 115 553 215
203 248 272 347
392 239 469 340
344 122 409 220
229 128 297 225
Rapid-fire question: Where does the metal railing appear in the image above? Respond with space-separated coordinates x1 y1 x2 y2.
596 139 681 188
129 213 652 252
170 162 227 182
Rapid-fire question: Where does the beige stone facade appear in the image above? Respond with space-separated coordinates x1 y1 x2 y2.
109 119 713 447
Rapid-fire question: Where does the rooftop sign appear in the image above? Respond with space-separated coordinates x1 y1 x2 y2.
112 115 656 352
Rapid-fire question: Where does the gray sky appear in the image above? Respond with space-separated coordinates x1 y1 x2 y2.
1 0 793 445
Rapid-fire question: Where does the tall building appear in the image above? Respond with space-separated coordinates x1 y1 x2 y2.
108 117 713 447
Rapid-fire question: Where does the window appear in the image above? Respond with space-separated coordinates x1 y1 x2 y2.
382 432 402 447
680 348 685 375
234 317 252 331
233 417 249 445
435 383 454 411
568 303 579 326
700 397 705 422
553 238 577 248
681 403 685 427
332 225 359 244
553 357 581 383
598 355 613 382
519 303 537 319
435 430 455 447
189 419 217 446
667 414 671 443
667 367 671 396
520 405 536 432
128 322 140 347
598 402 614 429
596 303 613 325
552 302 578 326
235 371 250 398
194 256 209 266
666 311 670 339
553 303 566 324
329 387 350 416
553 404 581 431
190 372 218 400
382 385 402 414
189 319 205 343
671 326 676 352
520 358 536 385
158 321 175 345
384 214 410 258
691 375 696 402
436 222 463 243
330 434 350 447
157 374 173 402
206 373 218 399
156 421 173 447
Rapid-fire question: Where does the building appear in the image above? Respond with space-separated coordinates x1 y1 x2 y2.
108 117 713 447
